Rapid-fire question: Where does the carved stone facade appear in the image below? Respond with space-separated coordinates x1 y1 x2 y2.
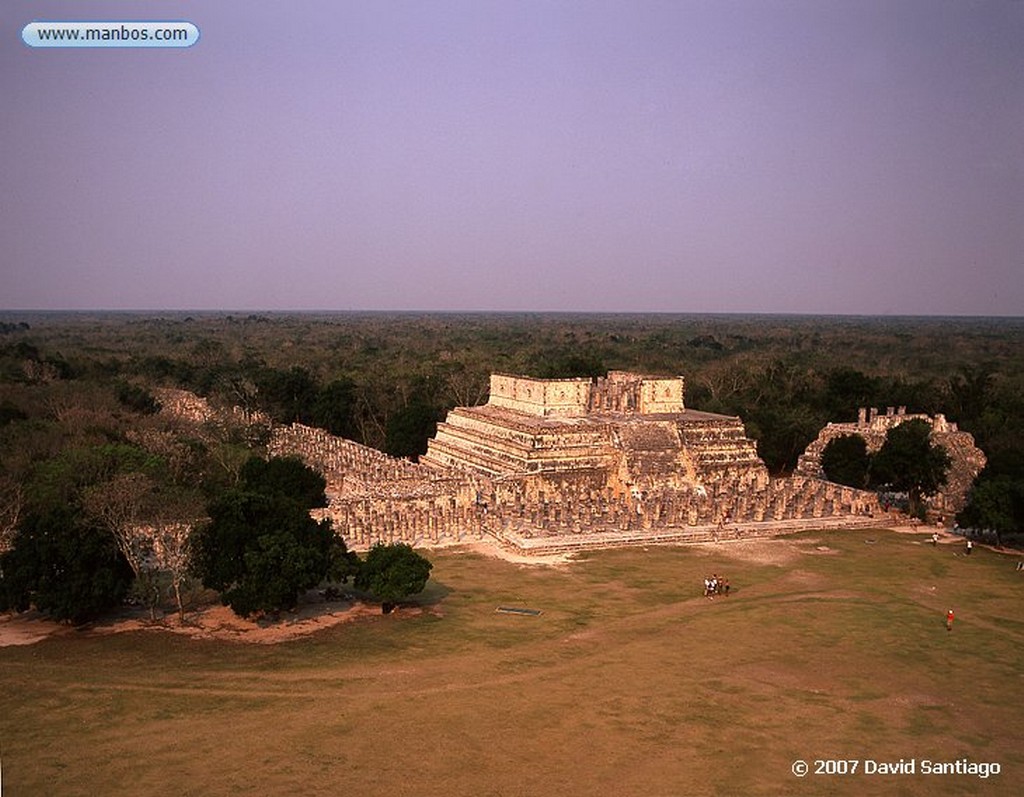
796 406 986 518
262 373 881 553
157 378 894 555
486 371 685 417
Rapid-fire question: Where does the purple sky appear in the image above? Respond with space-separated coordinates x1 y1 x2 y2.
2 1 1022 314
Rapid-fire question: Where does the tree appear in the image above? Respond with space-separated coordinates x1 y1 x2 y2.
0 400 28 428
823 369 882 418
0 507 133 624
871 419 952 518
191 490 338 617
820 434 871 488
238 456 327 508
533 351 606 379
152 519 194 624
254 366 319 425
957 476 1024 546
115 382 161 415
384 399 440 460
355 543 432 613
81 473 163 618
25 443 161 514
0 474 22 556
312 378 359 439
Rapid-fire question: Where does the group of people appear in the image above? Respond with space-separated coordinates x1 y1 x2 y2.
703 574 730 598
930 532 976 558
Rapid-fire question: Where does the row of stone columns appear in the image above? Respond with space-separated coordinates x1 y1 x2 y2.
268 419 881 547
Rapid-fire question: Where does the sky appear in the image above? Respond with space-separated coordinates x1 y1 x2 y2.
1 1 1021 315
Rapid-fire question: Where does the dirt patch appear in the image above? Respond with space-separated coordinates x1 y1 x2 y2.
0 611 75 647
0 537 568 649
697 537 807 567
779 569 830 590
459 541 574 567
0 597 405 648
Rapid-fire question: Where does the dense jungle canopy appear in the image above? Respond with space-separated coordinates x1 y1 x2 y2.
1 312 1022 552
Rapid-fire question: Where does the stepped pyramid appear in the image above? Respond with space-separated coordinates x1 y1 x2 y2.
421 371 768 498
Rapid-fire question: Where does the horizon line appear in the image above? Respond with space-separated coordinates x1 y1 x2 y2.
1 308 1023 321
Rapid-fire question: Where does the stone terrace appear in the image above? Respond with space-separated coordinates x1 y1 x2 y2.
158 378 889 555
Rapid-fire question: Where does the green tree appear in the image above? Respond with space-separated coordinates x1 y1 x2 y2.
822 368 882 417
820 434 871 488
957 476 1024 546
533 351 606 379
871 419 952 518
25 443 162 514
254 366 319 425
0 507 133 624
312 377 359 439
115 382 161 415
385 399 440 460
355 543 432 613
190 490 343 617
239 456 327 508
0 400 28 428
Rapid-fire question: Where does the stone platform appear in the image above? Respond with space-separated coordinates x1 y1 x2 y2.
491 515 890 556
172 373 891 553
153 382 903 557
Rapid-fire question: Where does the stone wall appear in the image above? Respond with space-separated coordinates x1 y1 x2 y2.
796 406 985 518
153 387 270 427
486 371 685 417
157 383 887 555
153 388 219 423
269 423 429 497
488 373 593 417
591 371 685 414
266 417 879 551
269 422 493 548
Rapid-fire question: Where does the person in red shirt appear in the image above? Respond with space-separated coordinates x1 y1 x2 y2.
946 609 955 631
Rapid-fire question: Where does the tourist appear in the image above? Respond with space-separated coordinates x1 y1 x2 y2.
966 539 973 556
704 575 718 599
931 532 939 546
946 609 955 631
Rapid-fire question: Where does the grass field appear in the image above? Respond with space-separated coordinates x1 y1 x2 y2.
1 529 1021 796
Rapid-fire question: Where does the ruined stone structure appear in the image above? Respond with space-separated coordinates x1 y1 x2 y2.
156 378 893 555
421 372 766 498
268 423 490 548
260 373 882 553
153 387 270 428
796 406 986 518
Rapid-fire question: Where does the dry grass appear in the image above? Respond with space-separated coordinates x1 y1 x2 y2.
1 530 1021 796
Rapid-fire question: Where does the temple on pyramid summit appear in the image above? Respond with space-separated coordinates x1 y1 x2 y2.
261 371 883 553
420 371 768 497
